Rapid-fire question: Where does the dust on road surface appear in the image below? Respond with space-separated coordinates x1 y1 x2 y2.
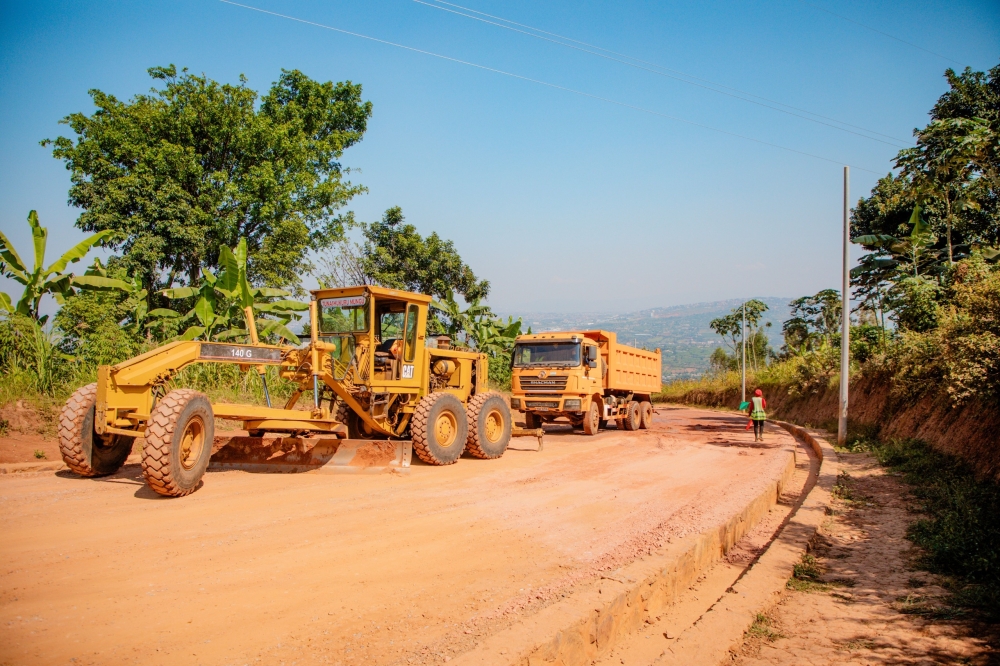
0 407 795 666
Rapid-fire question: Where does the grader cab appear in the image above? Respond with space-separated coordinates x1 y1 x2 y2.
58 285 513 496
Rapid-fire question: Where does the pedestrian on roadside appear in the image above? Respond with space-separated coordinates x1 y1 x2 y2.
747 389 767 442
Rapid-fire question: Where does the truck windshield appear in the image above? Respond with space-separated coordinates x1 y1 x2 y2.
319 295 369 333
513 342 580 367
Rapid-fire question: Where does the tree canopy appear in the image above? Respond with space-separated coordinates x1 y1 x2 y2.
43 65 372 294
322 207 489 303
851 62 1000 330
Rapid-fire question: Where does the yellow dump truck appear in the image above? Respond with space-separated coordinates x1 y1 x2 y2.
509 331 661 435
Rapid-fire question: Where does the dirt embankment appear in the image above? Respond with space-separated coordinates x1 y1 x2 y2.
661 377 1000 481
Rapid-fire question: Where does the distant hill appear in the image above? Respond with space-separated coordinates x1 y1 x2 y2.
499 297 793 380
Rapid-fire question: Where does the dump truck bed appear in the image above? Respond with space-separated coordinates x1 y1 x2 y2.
581 330 661 394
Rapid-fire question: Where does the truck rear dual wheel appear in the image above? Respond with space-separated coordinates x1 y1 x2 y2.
141 389 214 497
58 383 133 477
465 392 512 459
411 393 468 465
639 401 653 430
622 401 641 431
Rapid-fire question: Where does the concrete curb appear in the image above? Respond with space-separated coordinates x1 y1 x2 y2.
0 460 69 474
452 439 800 666
653 421 839 665
0 454 142 476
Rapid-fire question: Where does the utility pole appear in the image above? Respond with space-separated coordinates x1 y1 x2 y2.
741 301 746 404
839 166 850 447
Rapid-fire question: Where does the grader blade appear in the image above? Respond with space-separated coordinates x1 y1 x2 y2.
209 435 411 474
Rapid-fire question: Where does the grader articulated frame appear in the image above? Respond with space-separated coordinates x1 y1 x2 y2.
58 285 513 496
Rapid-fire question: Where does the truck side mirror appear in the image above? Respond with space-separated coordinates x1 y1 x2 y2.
585 346 597 367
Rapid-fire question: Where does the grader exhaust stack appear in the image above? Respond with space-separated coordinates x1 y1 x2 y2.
58 286 513 496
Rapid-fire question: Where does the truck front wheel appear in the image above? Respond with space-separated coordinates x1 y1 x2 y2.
465 392 512 459
623 401 641 431
582 402 600 436
524 412 542 429
411 393 468 465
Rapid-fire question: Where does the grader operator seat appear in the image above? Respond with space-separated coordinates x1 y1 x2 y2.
374 300 407 379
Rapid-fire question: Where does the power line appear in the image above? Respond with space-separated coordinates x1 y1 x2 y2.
419 0 913 146
799 1 966 68
218 0 883 175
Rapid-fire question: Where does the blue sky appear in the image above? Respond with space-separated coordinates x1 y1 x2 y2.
1 0 997 314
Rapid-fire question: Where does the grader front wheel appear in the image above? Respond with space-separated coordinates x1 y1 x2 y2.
58 383 133 477
141 389 215 497
465 392 512 459
411 393 468 465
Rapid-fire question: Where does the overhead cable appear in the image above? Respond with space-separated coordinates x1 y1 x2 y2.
799 1 966 67
419 0 913 147
218 0 883 175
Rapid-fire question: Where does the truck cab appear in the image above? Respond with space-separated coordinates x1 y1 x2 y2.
510 330 662 435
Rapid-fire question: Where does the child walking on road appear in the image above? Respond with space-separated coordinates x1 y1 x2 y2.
748 389 767 442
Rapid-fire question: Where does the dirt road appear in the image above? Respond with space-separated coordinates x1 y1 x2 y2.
0 407 795 666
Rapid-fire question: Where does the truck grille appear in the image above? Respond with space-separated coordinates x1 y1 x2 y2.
525 401 560 409
518 375 568 391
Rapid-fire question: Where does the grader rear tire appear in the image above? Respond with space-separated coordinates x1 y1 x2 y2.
465 392 511 459
141 389 214 497
58 383 133 477
623 400 641 431
411 393 468 465
582 402 600 436
639 401 653 430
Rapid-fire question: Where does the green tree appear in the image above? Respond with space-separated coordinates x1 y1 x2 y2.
896 117 991 264
930 64 1000 242
43 65 372 296
709 299 771 371
356 207 489 302
781 289 842 354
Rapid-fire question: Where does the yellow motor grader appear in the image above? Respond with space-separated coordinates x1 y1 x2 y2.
58 285 512 496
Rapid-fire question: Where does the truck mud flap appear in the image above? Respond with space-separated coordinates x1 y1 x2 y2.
208 435 411 474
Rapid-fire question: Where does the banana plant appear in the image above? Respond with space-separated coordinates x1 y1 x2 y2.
468 315 526 357
0 210 127 322
431 290 492 340
150 239 307 344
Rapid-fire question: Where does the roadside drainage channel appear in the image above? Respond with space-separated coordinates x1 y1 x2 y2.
451 437 801 666
653 421 838 665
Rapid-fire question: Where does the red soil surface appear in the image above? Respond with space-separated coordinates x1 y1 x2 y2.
0 407 795 666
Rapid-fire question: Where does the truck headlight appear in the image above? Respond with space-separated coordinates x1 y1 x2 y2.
510 398 521 409
563 399 581 411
